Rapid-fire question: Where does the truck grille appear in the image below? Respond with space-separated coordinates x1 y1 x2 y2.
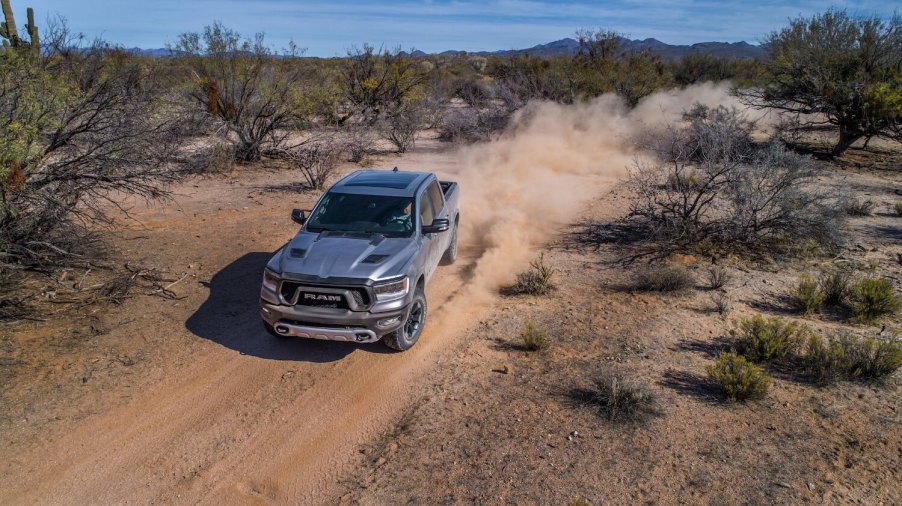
279 281 370 309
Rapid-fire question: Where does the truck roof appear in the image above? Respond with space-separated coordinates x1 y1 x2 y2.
329 169 434 198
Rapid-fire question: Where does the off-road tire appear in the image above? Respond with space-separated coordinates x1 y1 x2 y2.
383 288 427 351
440 221 458 265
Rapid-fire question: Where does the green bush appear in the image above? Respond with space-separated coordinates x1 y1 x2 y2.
802 333 902 384
732 315 809 363
818 269 850 307
802 334 850 386
848 277 901 322
521 321 550 351
844 335 902 380
589 372 659 422
634 264 693 292
789 273 824 315
707 352 771 402
510 253 556 296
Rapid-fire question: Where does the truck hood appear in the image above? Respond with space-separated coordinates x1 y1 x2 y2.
273 231 417 282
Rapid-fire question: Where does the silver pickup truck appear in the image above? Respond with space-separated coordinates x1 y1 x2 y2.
260 169 460 351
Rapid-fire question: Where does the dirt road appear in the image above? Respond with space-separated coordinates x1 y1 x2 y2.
0 140 495 504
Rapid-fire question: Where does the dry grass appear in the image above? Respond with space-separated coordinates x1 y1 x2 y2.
633 264 693 293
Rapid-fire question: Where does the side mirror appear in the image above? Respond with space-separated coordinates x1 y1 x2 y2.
422 218 450 234
291 209 306 225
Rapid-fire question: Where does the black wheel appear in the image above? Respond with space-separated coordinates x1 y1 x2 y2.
440 221 458 265
383 288 427 351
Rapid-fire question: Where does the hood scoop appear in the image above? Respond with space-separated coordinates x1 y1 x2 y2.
362 254 389 264
289 248 307 258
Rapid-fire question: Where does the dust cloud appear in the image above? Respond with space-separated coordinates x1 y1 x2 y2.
431 81 743 323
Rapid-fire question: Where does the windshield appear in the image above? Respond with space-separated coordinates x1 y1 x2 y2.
305 192 414 237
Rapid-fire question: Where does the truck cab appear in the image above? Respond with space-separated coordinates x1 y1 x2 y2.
260 169 460 351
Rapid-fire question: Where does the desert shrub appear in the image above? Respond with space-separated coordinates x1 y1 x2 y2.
894 202 902 217
707 352 771 402
818 269 851 306
802 334 851 386
438 107 510 143
633 264 693 292
844 197 874 216
789 273 825 315
341 127 377 163
707 266 730 290
521 321 549 351
378 103 422 153
587 372 659 423
712 293 731 317
173 23 311 162
732 315 809 363
845 335 902 380
629 105 845 256
848 277 901 322
510 253 556 296
278 141 342 190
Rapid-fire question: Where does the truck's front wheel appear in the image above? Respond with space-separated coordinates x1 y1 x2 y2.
383 288 427 351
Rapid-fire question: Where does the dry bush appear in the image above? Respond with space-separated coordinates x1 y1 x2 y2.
789 273 825 315
1 29 189 278
712 293 731 317
707 352 771 402
707 265 730 290
173 23 311 162
277 141 342 190
510 253 556 296
731 314 809 363
378 104 422 153
633 264 693 292
894 202 902 217
341 127 378 163
629 105 845 256
843 197 875 216
585 371 659 423
438 107 511 143
521 321 550 351
848 277 901 322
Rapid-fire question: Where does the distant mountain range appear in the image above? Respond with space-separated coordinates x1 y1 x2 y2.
126 37 765 60
438 37 765 60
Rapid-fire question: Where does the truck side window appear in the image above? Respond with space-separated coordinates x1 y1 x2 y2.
419 190 435 227
427 181 444 216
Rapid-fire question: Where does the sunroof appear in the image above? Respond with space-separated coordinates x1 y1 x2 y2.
344 172 418 189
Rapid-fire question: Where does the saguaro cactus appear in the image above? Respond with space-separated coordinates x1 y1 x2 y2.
25 6 37 54
1 0 18 46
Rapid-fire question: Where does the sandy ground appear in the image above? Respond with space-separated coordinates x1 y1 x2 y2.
0 129 900 505
0 138 492 504
335 143 902 505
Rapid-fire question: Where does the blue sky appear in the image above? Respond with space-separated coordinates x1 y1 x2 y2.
26 1 897 56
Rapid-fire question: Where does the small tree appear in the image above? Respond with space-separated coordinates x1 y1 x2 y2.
340 44 428 125
1 23 187 270
743 10 902 156
173 23 309 162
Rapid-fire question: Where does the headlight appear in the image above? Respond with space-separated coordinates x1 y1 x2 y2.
262 269 281 292
373 277 409 302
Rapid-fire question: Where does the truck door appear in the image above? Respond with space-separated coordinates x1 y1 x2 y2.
418 187 440 280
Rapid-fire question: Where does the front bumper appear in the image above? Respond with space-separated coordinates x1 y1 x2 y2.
260 301 407 343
